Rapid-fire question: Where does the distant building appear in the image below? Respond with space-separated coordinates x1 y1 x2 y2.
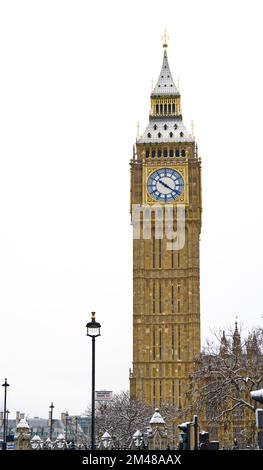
0 411 91 444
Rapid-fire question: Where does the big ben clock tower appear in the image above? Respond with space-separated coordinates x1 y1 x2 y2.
130 34 202 409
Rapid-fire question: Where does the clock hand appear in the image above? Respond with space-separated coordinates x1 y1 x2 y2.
159 179 174 191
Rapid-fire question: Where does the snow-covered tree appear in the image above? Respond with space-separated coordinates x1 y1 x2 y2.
85 391 180 448
189 325 263 446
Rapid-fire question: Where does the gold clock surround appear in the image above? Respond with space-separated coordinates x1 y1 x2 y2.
143 164 189 205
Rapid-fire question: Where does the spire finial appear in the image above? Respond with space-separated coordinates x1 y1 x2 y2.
191 120 194 137
162 29 169 48
177 78 180 90
136 121 140 139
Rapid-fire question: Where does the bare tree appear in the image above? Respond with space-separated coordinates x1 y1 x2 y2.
189 326 263 445
85 391 180 448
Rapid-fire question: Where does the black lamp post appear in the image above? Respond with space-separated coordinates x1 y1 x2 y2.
65 412 69 443
73 415 78 445
6 410 10 441
2 378 9 451
86 312 101 450
49 402 54 441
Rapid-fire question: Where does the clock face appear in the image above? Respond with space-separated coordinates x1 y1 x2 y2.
147 168 184 202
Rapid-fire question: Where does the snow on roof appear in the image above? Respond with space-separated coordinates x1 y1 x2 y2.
251 389 263 403
149 408 165 424
17 418 30 429
57 433 65 440
133 430 142 437
102 431 111 439
31 434 41 441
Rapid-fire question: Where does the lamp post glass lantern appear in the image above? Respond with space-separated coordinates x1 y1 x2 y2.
86 312 101 338
86 312 101 450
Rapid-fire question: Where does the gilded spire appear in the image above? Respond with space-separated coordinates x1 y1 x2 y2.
162 29 169 49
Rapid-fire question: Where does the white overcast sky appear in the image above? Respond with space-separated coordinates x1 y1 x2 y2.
1 0 263 419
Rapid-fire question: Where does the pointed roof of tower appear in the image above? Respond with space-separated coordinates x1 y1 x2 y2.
138 117 193 143
151 48 180 97
137 33 194 144
17 418 30 430
233 321 240 338
232 321 242 355
149 408 165 425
